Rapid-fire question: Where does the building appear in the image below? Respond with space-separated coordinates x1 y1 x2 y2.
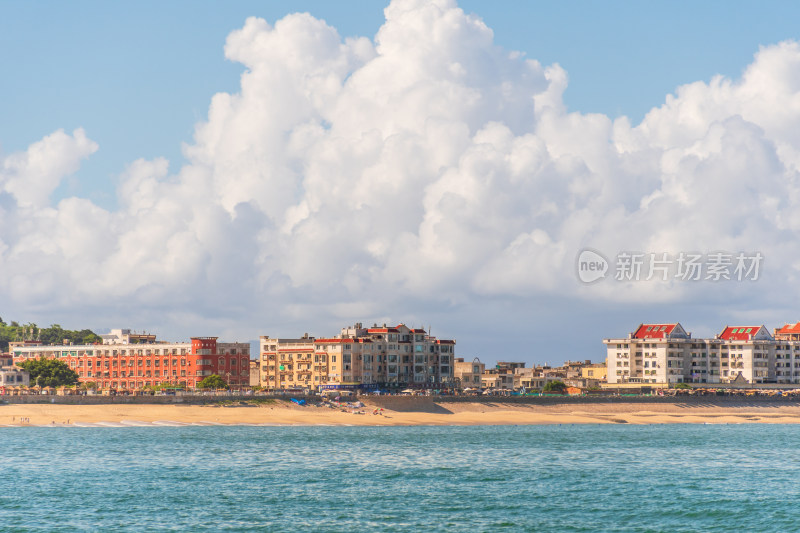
482 361 525 390
605 323 692 385
249 360 260 387
581 362 607 382
259 334 318 390
454 357 484 388
604 323 784 385
0 352 29 390
716 326 775 383
11 336 250 389
259 323 456 390
99 328 157 345
775 322 800 341
512 367 552 390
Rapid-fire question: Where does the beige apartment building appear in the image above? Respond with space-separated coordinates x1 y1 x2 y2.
512 367 553 390
481 361 525 390
259 323 456 390
605 323 793 385
454 357 484 388
581 363 607 381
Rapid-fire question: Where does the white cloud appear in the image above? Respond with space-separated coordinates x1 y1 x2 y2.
1 128 97 208
2 0 800 350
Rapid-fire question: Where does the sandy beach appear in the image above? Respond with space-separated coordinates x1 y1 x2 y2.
6 398 800 427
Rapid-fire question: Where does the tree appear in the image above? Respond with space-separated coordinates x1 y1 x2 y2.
18 357 79 387
198 374 228 389
543 380 567 394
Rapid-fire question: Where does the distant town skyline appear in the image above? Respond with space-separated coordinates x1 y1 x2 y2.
3 0 800 365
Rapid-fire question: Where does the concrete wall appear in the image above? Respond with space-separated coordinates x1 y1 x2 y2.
366 394 800 411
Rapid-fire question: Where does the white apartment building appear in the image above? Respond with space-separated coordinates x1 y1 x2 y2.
605 323 790 385
99 329 157 345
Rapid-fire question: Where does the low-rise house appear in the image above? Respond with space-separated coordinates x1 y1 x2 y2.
0 352 29 390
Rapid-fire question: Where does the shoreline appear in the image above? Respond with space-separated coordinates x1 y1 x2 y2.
7 399 800 426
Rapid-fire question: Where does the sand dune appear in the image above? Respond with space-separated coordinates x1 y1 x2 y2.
5 399 800 426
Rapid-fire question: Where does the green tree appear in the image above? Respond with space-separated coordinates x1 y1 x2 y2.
198 374 228 389
543 380 567 394
80 381 98 391
18 357 79 387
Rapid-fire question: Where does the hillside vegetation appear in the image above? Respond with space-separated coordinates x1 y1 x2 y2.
0 318 101 352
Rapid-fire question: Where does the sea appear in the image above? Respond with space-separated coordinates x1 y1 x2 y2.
2 423 799 532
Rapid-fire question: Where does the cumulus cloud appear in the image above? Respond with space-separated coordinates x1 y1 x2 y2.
3 0 800 346
1 128 97 208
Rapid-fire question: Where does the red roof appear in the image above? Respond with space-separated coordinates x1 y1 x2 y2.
632 324 678 339
719 326 762 341
776 322 800 335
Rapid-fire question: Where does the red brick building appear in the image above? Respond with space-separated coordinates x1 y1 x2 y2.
11 336 250 389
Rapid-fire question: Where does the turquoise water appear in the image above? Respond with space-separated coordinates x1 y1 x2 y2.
2 424 799 531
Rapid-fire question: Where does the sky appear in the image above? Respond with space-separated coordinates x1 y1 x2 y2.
2 0 800 365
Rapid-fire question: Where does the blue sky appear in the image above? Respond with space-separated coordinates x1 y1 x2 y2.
2 0 800 364
4 1 798 208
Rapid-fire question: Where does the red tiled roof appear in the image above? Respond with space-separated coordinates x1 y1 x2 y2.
719 326 762 341
776 322 800 335
632 324 678 339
